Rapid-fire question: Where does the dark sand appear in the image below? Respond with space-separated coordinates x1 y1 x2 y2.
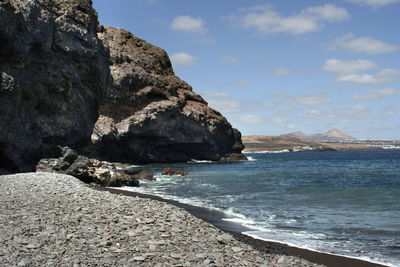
95 186 388 267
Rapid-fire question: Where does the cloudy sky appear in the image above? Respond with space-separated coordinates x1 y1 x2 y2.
93 0 400 139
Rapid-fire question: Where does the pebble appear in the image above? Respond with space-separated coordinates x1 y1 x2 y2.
133 256 146 261
0 173 324 266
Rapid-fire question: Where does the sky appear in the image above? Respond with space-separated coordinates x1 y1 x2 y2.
93 0 400 139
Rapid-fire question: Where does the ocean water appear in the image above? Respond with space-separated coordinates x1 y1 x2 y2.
121 150 400 266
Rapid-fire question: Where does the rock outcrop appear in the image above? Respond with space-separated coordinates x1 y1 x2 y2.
36 147 142 187
0 0 108 172
162 167 188 176
91 26 245 164
0 0 245 173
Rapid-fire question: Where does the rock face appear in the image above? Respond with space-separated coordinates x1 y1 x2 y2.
92 26 245 164
0 0 245 173
0 0 108 172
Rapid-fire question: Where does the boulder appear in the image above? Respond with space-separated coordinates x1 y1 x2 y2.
0 0 109 172
36 147 139 187
162 167 188 176
91 26 246 164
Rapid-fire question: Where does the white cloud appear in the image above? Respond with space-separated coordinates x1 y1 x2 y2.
384 110 396 116
229 80 252 87
347 105 373 120
202 92 242 113
263 103 275 109
238 114 264 123
287 124 296 129
347 0 400 8
330 34 398 54
353 88 400 100
336 73 378 84
230 4 349 35
324 59 400 84
273 68 295 76
323 58 378 73
272 117 286 125
220 56 240 64
259 68 295 76
290 93 332 106
171 16 206 33
303 4 350 21
170 52 197 66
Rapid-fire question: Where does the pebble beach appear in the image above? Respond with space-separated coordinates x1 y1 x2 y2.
0 173 323 266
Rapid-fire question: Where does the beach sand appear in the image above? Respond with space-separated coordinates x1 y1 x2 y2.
0 173 386 266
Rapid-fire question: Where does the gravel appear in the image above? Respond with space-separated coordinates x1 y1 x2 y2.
0 172 323 266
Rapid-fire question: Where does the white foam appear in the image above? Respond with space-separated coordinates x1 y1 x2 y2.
243 231 398 267
246 156 257 161
188 159 214 163
244 150 290 154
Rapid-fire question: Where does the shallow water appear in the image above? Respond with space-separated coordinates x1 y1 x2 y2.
123 150 400 267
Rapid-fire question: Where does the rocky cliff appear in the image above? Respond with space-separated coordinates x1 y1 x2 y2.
0 0 245 172
0 0 108 171
92 26 245 163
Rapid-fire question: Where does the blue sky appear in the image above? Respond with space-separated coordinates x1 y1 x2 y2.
93 0 400 139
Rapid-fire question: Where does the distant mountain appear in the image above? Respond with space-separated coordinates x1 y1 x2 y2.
281 129 356 142
281 131 309 140
242 134 371 153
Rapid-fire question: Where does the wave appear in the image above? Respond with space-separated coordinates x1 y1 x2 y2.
244 150 290 154
243 230 398 267
188 159 214 163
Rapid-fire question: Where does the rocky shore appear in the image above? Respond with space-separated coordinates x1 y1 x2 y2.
0 173 322 266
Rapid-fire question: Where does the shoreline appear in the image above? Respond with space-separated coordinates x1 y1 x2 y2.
1 172 323 266
97 186 388 267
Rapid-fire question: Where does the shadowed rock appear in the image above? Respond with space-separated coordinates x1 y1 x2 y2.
0 0 109 172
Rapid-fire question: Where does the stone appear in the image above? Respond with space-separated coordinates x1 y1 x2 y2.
162 167 188 176
231 247 243 253
216 233 234 244
36 147 139 187
133 256 146 261
135 170 155 181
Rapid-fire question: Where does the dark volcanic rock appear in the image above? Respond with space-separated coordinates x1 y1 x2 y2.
162 167 188 176
36 147 140 187
92 26 245 164
0 0 245 172
0 0 109 172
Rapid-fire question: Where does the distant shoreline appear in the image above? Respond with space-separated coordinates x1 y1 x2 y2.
97 186 388 267
242 135 400 153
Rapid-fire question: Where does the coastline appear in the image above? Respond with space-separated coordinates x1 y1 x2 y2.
98 186 388 267
0 172 322 266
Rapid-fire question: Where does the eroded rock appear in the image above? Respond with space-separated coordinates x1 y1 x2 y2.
36 147 140 187
91 26 246 164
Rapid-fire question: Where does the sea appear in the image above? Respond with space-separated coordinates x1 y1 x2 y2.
120 150 400 267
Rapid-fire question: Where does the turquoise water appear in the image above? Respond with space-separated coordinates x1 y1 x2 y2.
123 150 400 266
